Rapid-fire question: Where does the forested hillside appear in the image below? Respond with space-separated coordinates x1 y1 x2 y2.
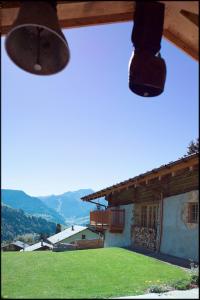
2 205 56 242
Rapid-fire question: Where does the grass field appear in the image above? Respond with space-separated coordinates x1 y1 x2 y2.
2 247 190 299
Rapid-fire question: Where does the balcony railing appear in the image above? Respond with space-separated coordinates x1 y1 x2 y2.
90 209 125 233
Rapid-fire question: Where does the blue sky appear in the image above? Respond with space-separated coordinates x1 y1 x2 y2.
1 22 198 196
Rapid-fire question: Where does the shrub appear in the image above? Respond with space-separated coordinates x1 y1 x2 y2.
190 266 199 285
148 284 171 293
172 278 191 290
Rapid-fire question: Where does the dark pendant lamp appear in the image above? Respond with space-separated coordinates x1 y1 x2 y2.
5 1 70 75
129 1 166 97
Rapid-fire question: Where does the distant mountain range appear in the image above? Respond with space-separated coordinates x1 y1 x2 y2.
1 189 65 224
39 189 97 225
1 188 106 226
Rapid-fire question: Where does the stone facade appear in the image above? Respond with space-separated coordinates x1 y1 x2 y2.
92 156 199 261
160 190 199 262
104 203 134 247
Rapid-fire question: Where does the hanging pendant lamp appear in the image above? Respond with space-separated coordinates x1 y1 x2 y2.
5 1 70 75
128 1 166 97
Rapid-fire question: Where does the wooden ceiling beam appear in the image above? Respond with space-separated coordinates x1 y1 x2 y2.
1 1 198 60
1 1 134 34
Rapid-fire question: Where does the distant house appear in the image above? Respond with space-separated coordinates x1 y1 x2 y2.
21 241 53 252
81 153 199 262
47 225 103 249
20 226 102 252
2 241 29 251
52 243 77 252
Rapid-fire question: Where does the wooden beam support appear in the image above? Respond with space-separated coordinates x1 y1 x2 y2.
0 1 134 34
1 1 198 60
87 199 107 208
180 9 199 27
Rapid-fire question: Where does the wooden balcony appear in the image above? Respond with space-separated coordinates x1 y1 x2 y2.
90 209 125 233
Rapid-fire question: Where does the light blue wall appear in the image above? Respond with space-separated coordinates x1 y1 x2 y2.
160 190 199 262
104 204 134 247
61 229 100 244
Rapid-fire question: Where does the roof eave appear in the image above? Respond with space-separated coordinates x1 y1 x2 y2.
81 153 199 201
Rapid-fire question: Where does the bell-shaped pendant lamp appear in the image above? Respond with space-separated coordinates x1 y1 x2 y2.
5 1 70 75
129 1 166 97
129 50 166 97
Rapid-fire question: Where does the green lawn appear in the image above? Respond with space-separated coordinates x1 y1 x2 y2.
2 247 190 299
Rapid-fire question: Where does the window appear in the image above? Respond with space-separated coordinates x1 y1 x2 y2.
81 234 86 239
188 203 199 223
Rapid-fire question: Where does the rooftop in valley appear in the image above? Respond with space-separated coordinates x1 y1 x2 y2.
21 241 53 252
47 225 87 244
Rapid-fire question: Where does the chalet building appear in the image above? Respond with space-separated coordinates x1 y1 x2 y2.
47 225 103 250
2 241 29 251
19 225 103 252
47 225 100 245
81 153 199 262
21 241 53 251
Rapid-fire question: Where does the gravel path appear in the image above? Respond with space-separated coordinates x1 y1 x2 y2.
114 288 199 299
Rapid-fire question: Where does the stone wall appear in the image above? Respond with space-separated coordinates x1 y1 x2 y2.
104 203 134 247
160 190 199 262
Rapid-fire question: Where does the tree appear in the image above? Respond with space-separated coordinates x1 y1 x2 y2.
16 233 39 245
55 223 62 234
39 232 49 241
187 138 199 155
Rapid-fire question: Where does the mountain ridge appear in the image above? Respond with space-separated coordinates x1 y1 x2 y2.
39 188 94 199
38 189 98 225
1 189 65 224
1 188 107 226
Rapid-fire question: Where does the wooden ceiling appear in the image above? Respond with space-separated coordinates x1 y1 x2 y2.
1 1 199 60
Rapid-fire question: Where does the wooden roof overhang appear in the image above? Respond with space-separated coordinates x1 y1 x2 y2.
81 153 199 202
1 1 199 61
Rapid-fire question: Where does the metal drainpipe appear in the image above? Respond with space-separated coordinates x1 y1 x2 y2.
108 208 112 232
157 192 164 253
